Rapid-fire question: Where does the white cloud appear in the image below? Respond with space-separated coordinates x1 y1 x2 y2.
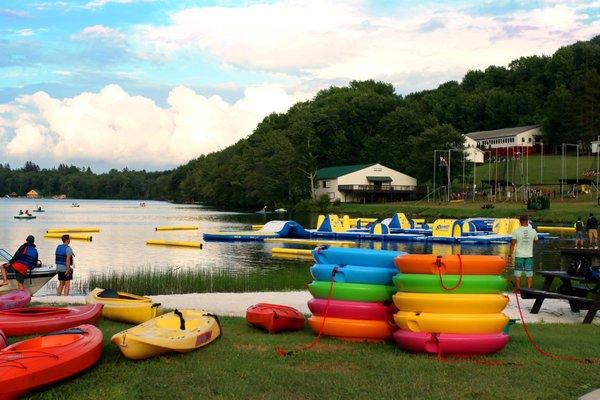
71 25 125 42
0 84 308 168
83 0 157 10
133 0 599 88
17 29 34 37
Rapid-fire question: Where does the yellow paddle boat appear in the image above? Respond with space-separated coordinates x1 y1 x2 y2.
85 288 162 324
111 309 221 360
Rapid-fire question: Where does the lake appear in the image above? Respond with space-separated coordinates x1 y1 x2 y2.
0 198 571 295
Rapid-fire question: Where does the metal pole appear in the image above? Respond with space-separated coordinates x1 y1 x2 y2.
561 143 564 200
447 150 451 202
576 143 579 199
433 150 436 203
597 136 599 204
488 151 491 200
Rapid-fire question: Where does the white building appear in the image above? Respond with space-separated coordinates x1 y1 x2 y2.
314 163 417 203
464 136 485 163
465 124 543 152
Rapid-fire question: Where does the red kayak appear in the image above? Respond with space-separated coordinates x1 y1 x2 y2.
0 330 6 350
0 304 103 337
308 299 396 321
246 303 305 333
0 324 103 400
0 290 31 311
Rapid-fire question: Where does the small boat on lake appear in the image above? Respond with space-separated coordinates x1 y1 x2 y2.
14 215 36 219
0 249 58 295
71 203 80 207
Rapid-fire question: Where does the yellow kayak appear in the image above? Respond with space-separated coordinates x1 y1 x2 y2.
393 293 509 314
394 311 508 334
111 309 221 360
85 288 162 324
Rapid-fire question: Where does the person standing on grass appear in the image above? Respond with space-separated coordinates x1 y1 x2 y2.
586 213 598 249
55 234 74 296
575 216 585 249
509 214 538 289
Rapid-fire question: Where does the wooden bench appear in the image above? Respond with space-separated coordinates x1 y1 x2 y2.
519 288 599 323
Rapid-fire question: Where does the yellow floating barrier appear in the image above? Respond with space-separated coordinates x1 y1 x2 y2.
536 226 575 233
271 248 312 256
47 227 100 233
44 233 93 241
155 226 198 231
272 253 314 261
146 240 202 249
251 225 264 231
264 238 355 247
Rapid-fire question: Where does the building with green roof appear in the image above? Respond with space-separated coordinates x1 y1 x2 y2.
314 163 417 203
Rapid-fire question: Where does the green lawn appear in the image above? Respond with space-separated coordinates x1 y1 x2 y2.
337 199 600 223
20 317 600 400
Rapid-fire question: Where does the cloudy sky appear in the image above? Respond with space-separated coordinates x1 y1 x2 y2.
0 0 598 171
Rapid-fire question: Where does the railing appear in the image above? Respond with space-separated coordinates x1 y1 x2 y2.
338 184 417 192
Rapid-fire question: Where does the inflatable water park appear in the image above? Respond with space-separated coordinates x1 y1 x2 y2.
203 213 555 244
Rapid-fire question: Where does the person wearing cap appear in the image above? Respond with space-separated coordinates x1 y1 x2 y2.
0 235 39 292
509 215 538 288
55 234 74 296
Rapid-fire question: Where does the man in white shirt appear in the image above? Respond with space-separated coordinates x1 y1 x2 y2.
509 214 538 289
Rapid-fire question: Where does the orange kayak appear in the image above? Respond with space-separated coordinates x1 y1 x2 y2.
308 316 396 341
395 254 506 275
246 303 305 334
0 324 103 399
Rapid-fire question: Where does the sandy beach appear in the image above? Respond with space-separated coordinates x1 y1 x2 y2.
34 291 598 324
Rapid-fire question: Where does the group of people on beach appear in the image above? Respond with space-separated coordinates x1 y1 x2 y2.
0 234 74 296
574 213 598 249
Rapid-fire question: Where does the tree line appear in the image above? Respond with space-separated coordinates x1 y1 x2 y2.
2 36 599 206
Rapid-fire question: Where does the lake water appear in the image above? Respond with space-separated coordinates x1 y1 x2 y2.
0 198 571 294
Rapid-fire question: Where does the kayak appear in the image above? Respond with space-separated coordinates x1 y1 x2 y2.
246 303 305 333
0 289 32 310
13 215 36 219
393 274 507 294
0 324 103 399
308 316 396 341
393 293 509 314
32 209 45 213
86 287 162 324
111 309 221 360
0 305 103 337
393 331 509 355
394 311 509 334
308 281 396 302
0 330 6 350
395 254 506 275
310 264 397 285
307 298 396 321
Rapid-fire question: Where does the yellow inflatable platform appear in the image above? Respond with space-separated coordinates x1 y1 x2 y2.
394 311 508 334
111 309 221 360
393 293 509 314
86 287 162 324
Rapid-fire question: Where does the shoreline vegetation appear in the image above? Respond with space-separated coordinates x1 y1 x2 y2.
11 316 600 399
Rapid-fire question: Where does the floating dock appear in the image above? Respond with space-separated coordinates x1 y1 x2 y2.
146 240 202 249
264 238 355 247
46 228 100 233
155 226 198 231
44 233 93 241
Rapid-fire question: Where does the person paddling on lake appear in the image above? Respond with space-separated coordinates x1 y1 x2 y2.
0 235 38 293
509 214 538 289
55 234 74 296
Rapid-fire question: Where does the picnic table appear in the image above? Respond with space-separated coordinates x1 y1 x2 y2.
519 270 600 324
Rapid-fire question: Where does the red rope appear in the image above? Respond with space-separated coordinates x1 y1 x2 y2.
512 286 597 364
276 266 337 356
436 254 463 291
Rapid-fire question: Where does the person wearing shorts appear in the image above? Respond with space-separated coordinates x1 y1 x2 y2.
509 214 538 289
574 217 585 249
55 234 74 296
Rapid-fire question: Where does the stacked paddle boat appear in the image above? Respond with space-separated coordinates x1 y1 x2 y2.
307 247 400 341
392 254 510 356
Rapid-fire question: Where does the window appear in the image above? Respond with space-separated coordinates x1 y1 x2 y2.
374 167 382 172
322 180 327 188
521 137 525 143
528 137 532 143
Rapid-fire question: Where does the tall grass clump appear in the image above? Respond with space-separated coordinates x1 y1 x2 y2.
84 266 311 295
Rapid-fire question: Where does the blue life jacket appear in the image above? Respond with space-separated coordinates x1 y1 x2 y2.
55 244 68 266
15 245 38 271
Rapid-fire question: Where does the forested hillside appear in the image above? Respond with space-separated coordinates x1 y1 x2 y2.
2 36 598 205
168 36 600 207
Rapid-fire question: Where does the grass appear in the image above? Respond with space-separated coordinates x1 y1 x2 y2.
337 200 600 223
19 317 600 400
83 266 312 295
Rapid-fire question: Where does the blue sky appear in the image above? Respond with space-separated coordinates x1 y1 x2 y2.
0 0 597 171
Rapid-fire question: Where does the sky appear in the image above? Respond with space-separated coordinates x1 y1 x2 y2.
0 0 598 171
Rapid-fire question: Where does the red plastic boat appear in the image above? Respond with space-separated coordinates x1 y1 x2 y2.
393 330 509 355
0 304 103 337
308 299 396 321
0 324 103 400
246 303 305 333
0 290 32 310
0 330 6 350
